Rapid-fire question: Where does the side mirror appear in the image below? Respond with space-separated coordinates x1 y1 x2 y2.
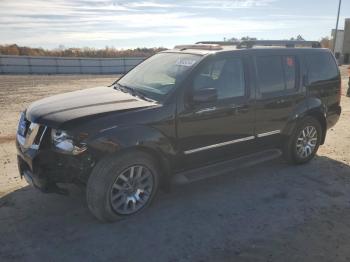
192 88 218 103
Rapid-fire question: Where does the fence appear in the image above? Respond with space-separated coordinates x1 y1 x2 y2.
0 55 146 74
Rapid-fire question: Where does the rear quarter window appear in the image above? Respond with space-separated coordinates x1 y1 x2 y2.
283 56 297 90
305 52 339 84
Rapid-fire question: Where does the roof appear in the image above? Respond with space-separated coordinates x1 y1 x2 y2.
165 40 324 56
197 40 321 48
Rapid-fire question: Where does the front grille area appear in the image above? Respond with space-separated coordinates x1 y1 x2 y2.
33 125 47 145
17 112 29 137
27 124 47 149
17 114 47 150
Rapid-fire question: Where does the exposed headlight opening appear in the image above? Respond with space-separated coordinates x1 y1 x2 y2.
51 129 87 155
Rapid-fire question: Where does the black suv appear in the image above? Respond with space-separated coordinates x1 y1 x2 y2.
16 40 341 222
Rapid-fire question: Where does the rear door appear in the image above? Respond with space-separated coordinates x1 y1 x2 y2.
253 52 305 147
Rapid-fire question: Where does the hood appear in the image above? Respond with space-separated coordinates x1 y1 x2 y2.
26 86 156 128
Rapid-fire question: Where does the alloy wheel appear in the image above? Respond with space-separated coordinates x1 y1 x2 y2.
110 165 154 215
296 126 318 159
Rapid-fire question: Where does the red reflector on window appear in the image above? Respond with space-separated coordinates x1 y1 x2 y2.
286 57 294 67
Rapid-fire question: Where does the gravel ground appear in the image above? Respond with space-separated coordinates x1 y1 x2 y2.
0 68 350 262
0 75 118 194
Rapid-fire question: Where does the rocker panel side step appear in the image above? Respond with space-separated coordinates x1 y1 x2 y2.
172 149 282 185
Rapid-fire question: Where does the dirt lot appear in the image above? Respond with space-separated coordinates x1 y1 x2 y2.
0 75 118 194
0 69 350 262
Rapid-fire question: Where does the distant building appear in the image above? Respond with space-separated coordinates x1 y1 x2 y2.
332 18 350 64
343 19 350 63
331 29 344 54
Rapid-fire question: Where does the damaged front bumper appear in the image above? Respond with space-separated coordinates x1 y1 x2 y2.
16 124 94 194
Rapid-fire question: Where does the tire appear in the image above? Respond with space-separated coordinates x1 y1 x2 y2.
86 151 160 222
283 116 322 165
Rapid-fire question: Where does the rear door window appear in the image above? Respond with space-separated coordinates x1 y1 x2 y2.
305 53 339 84
255 55 297 94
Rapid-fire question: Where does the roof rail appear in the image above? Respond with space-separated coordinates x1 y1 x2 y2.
196 41 240 46
174 44 223 51
237 40 321 48
196 40 321 49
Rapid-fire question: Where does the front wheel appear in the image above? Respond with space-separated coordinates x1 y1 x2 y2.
86 151 159 222
283 117 322 164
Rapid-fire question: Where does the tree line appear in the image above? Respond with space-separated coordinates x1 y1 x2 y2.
0 36 332 58
228 35 332 49
0 44 167 57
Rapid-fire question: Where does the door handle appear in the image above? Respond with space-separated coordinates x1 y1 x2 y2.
195 106 217 114
232 105 249 113
276 99 286 104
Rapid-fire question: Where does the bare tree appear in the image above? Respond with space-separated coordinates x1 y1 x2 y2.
320 36 332 49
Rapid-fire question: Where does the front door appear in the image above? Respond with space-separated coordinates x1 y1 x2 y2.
176 54 255 170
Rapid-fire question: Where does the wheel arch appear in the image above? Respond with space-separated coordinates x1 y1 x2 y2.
86 125 175 188
122 145 172 188
282 98 327 145
304 110 327 145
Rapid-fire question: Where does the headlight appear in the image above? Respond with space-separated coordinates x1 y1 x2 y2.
51 129 87 155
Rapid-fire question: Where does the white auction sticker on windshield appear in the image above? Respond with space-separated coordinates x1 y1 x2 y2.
175 59 197 67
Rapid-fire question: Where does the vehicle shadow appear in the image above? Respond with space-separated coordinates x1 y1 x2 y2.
1 155 350 262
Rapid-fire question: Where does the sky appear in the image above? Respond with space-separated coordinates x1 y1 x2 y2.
0 0 350 49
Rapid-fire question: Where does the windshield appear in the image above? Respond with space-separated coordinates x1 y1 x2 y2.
117 53 202 102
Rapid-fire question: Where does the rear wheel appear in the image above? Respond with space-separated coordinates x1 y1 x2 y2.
283 117 322 164
86 151 159 222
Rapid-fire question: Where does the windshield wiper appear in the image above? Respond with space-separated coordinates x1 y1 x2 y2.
114 83 155 102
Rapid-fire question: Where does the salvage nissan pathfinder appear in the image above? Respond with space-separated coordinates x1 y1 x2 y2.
16 40 341 222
